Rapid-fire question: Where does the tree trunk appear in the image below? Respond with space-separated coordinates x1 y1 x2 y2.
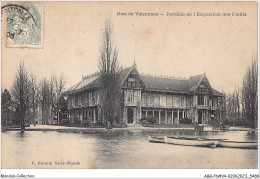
57 102 60 125
33 108 36 126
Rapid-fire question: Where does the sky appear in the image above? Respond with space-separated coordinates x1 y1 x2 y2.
1 1 258 94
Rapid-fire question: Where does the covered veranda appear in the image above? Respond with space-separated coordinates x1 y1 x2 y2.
141 107 188 124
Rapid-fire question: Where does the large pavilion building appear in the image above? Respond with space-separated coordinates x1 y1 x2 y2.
64 64 224 126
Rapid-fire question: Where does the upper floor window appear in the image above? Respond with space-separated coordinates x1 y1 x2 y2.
68 97 72 108
187 97 191 107
141 93 147 105
148 94 154 105
71 96 75 107
89 92 93 103
93 92 97 103
154 95 160 106
127 77 139 88
179 96 185 106
75 94 82 105
198 85 208 93
81 93 85 104
198 95 204 105
75 95 78 105
166 95 173 107
85 92 89 103
128 77 135 82
127 90 134 103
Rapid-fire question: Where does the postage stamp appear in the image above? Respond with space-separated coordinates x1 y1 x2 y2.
1 3 43 48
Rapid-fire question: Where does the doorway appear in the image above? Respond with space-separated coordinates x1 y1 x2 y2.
198 111 203 124
127 108 134 123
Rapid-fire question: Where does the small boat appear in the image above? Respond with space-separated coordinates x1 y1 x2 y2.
199 137 228 141
217 141 258 149
164 136 219 148
148 135 165 143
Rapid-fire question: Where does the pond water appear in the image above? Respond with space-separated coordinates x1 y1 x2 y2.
1 129 258 169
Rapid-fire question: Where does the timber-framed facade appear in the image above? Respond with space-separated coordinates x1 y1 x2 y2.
64 65 223 126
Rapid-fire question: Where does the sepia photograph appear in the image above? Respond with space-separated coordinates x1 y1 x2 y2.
1 1 258 177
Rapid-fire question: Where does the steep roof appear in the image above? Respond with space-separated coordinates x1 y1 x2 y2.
64 65 223 96
65 73 102 94
118 66 133 86
188 74 204 92
64 67 133 94
212 88 223 96
140 75 189 93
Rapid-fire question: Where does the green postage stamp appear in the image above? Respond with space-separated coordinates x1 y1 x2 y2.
2 3 43 48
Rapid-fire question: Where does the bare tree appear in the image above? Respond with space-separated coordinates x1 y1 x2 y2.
241 56 258 128
40 78 51 125
99 18 119 75
98 18 122 128
234 86 240 119
30 72 40 126
11 62 32 130
55 73 66 125
218 91 226 122
225 89 241 125
50 74 56 125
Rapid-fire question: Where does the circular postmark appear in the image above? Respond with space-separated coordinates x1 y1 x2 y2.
1 3 42 47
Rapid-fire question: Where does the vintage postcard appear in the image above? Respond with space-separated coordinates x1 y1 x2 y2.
1 1 258 178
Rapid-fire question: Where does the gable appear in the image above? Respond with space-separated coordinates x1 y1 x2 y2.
120 66 145 89
197 77 211 93
194 75 214 95
123 74 143 89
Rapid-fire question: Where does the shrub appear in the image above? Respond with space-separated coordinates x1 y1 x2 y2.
147 117 157 124
141 120 150 127
140 117 157 127
140 117 147 122
61 119 69 125
112 122 127 128
222 118 253 127
74 118 81 126
210 117 219 125
179 118 192 124
81 118 90 127
70 115 81 126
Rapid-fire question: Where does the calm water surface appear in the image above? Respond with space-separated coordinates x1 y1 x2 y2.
2 129 258 169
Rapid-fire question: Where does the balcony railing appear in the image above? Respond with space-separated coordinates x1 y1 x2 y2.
140 103 185 108
125 101 138 106
209 106 218 110
197 105 208 109
69 101 98 109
